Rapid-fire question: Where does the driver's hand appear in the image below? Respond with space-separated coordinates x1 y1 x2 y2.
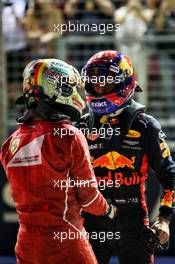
151 217 170 245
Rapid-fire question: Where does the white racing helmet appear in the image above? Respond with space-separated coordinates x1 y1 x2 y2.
16 59 85 121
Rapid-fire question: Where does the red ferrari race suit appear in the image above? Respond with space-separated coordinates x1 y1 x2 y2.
1 119 109 264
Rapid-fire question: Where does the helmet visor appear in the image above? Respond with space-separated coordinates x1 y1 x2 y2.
83 67 122 96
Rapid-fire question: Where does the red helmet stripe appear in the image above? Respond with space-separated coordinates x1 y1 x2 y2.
34 62 43 86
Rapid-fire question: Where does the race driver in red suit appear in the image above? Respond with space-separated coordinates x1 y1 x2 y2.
0 59 116 264
78 51 175 264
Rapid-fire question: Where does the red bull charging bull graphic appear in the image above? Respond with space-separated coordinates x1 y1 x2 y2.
91 152 139 188
91 151 135 170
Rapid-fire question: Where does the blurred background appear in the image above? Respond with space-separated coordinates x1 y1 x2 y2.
0 0 175 263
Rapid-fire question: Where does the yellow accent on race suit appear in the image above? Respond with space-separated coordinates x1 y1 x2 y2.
160 142 168 149
125 130 141 138
10 138 20 155
162 148 170 158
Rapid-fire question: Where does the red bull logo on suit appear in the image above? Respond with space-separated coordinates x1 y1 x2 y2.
91 152 143 187
91 151 135 170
